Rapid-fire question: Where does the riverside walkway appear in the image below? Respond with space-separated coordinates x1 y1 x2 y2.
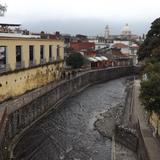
134 80 160 160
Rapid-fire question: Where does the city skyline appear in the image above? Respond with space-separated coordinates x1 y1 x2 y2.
1 0 160 35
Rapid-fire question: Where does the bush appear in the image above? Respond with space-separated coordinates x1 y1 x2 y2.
140 63 160 113
66 52 85 69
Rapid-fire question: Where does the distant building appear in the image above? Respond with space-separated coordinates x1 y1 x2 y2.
112 43 130 56
89 37 109 50
70 42 95 51
104 25 110 39
104 23 139 41
121 23 132 37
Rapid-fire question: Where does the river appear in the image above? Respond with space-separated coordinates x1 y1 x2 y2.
14 77 130 160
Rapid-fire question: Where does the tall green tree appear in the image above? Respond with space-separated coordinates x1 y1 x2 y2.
66 52 85 69
138 18 160 61
140 72 160 113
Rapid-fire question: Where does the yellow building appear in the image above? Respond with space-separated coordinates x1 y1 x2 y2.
0 35 64 102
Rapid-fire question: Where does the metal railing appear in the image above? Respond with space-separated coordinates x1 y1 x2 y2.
49 57 55 63
16 61 25 69
40 58 46 65
29 60 36 67
56 56 61 61
0 64 11 74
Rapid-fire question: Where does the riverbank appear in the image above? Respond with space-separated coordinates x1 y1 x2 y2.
13 77 131 160
94 79 138 160
133 80 160 160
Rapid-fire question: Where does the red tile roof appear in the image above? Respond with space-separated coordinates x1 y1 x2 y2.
112 49 128 57
70 42 95 51
112 43 129 49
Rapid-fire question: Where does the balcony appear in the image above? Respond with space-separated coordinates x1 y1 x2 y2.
0 64 11 74
40 58 46 65
56 56 61 61
29 60 36 67
16 61 25 69
49 57 55 63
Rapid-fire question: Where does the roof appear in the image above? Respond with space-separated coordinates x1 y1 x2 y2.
0 23 21 27
131 44 139 49
101 56 108 60
87 57 98 62
112 43 129 48
87 56 108 62
112 49 128 58
0 33 40 38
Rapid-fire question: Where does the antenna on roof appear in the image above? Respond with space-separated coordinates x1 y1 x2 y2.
0 3 7 16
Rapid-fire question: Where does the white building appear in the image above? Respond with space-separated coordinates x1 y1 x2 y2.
122 23 132 36
104 25 110 39
89 39 109 50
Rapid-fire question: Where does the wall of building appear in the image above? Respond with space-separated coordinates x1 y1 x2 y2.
0 38 64 70
0 62 64 102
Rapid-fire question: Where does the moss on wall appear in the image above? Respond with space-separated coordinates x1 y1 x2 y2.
0 62 63 102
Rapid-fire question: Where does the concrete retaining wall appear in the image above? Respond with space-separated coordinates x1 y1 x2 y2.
115 125 138 152
0 66 139 159
136 121 150 160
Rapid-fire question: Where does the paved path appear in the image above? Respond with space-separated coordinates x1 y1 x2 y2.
134 80 160 160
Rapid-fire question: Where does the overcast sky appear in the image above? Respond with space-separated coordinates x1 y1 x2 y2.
1 0 160 35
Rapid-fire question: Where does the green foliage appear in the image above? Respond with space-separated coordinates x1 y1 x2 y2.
139 17 160 113
66 52 85 69
138 18 160 61
140 61 160 113
140 73 160 113
144 59 160 77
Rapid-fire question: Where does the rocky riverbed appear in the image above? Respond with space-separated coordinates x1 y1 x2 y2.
94 80 138 160
14 77 136 160
94 104 124 138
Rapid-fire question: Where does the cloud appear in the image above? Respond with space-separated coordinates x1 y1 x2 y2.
1 0 159 34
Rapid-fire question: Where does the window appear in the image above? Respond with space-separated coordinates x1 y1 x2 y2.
0 46 6 68
16 46 22 62
57 45 60 60
49 45 52 58
40 45 44 59
29 45 34 61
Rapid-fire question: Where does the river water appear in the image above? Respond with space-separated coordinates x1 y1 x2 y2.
14 77 129 160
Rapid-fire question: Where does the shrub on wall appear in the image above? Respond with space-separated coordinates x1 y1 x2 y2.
140 61 160 113
66 52 86 69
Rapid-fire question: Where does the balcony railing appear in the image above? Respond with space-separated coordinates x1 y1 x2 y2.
0 64 11 74
40 58 46 65
16 61 25 69
56 56 61 61
29 60 36 67
49 57 55 63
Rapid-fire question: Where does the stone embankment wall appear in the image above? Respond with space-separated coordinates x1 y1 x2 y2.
0 66 139 159
0 62 63 102
114 78 160 160
115 125 138 152
136 121 150 160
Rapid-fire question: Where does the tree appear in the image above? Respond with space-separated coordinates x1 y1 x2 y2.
66 52 85 69
140 72 160 114
138 18 160 61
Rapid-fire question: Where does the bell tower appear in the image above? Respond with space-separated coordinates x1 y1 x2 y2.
104 25 110 39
